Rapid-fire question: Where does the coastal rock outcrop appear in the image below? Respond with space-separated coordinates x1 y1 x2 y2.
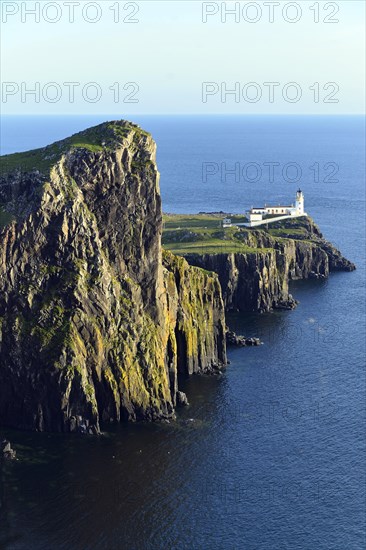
226 330 261 347
185 217 355 313
0 121 226 433
1 440 16 461
185 250 294 312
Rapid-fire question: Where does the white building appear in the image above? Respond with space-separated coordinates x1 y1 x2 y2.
222 217 232 227
247 189 306 227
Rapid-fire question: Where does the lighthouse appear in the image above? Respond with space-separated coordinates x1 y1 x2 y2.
244 189 307 227
295 189 304 215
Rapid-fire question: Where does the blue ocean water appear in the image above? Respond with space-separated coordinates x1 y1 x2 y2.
0 115 365 550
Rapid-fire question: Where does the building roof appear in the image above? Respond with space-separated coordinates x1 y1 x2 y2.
251 206 293 211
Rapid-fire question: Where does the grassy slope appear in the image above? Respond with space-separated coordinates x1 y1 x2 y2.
267 226 307 237
0 121 150 231
163 214 248 229
162 214 316 255
162 213 273 255
0 121 148 177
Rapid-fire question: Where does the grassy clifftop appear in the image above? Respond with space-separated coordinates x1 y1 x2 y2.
0 121 150 176
0 121 228 434
163 213 271 255
165 213 356 313
162 213 316 255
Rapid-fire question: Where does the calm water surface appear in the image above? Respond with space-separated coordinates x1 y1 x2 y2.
0 116 365 549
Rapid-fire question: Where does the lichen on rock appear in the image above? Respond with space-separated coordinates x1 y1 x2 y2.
184 217 355 313
0 121 227 434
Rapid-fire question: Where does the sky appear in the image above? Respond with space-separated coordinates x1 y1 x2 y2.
0 0 365 115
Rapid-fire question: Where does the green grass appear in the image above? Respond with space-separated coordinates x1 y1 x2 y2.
0 120 148 177
0 142 102 176
0 134 105 176
162 213 315 256
0 207 14 229
162 213 272 255
268 227 307 237
164 240 272 255
163 214 247 230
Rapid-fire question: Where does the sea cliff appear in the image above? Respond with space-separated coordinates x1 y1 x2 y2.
0 121 355 434
0 121 226 434
164 216 355 312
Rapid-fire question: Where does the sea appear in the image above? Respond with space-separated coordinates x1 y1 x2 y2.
0 115 365 550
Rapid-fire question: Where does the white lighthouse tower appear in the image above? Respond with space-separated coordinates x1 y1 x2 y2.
244 189 307 227
295 189 305 215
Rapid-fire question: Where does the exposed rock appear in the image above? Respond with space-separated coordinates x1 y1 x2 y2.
182 418 195 425
275 296 298 310
184 217 355 313
185 250 294 313
176 391 189 407
0 121 227 434
226 330 261 347
162 250 226 378
1 440 16 461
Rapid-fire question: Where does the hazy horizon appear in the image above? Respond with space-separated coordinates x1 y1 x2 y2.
1 1 364 115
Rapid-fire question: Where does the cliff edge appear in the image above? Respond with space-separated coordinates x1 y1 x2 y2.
0 121 226 434
163 214 356 312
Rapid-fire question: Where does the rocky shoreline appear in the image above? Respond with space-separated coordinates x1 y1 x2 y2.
184 217 355 313
0 121 226 434
0 121 356 435
226 330 262 347
1 440 16 461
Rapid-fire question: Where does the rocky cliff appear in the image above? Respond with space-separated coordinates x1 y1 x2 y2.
0 121 226 434
184 217 355 312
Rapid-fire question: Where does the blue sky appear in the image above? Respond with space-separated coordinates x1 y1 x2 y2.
1 0 365 114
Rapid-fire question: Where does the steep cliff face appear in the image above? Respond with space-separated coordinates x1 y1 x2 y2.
162 250 226 377
185 218 355 313
185 250 291 312
0 121 226 434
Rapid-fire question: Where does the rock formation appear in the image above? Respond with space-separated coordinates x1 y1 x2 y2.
226 330 261 347
0 121 226 434
185 217 355 312
0 120 355 434
1 440 16 461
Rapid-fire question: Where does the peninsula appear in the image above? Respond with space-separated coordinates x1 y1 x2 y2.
163 212 355 312
0 121 355 434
